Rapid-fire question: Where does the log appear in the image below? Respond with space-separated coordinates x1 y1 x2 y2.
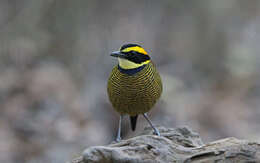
70 126 260 163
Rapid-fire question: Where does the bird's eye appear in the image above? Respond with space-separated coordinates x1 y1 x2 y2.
131 51 139 55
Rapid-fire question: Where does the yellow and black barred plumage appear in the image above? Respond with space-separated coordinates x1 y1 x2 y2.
107 43 162 141
107 62 162 116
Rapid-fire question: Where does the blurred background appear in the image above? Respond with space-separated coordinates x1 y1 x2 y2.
1 0 260 162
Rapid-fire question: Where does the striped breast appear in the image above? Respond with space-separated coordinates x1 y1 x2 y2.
107 62 162 116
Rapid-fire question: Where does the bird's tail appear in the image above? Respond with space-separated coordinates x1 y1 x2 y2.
130 115 138 131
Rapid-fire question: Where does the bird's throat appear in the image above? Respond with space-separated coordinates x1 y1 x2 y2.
118 58 150 69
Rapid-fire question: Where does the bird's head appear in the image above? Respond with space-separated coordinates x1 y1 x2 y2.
110 43 151 69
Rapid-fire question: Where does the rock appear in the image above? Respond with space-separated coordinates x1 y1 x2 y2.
70 126 260 163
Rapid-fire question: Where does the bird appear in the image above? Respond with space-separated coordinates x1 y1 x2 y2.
107 43 163 142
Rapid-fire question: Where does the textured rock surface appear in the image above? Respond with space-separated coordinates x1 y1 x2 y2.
70 126 260 163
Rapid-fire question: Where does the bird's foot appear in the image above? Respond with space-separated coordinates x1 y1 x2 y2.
115 137 121 142
153 127 161 136
143 113 161 136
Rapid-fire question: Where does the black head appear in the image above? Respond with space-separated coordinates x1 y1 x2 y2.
111 43 150 64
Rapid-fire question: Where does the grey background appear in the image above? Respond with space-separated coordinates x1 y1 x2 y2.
0 0 260 162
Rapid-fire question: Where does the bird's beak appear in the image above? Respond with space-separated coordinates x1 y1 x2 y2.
110 51 126 58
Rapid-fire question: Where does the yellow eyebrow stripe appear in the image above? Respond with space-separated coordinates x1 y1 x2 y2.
121 46 148 55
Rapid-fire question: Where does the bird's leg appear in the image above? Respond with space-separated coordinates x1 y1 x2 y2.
143 113 160 136
116 115 123 142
